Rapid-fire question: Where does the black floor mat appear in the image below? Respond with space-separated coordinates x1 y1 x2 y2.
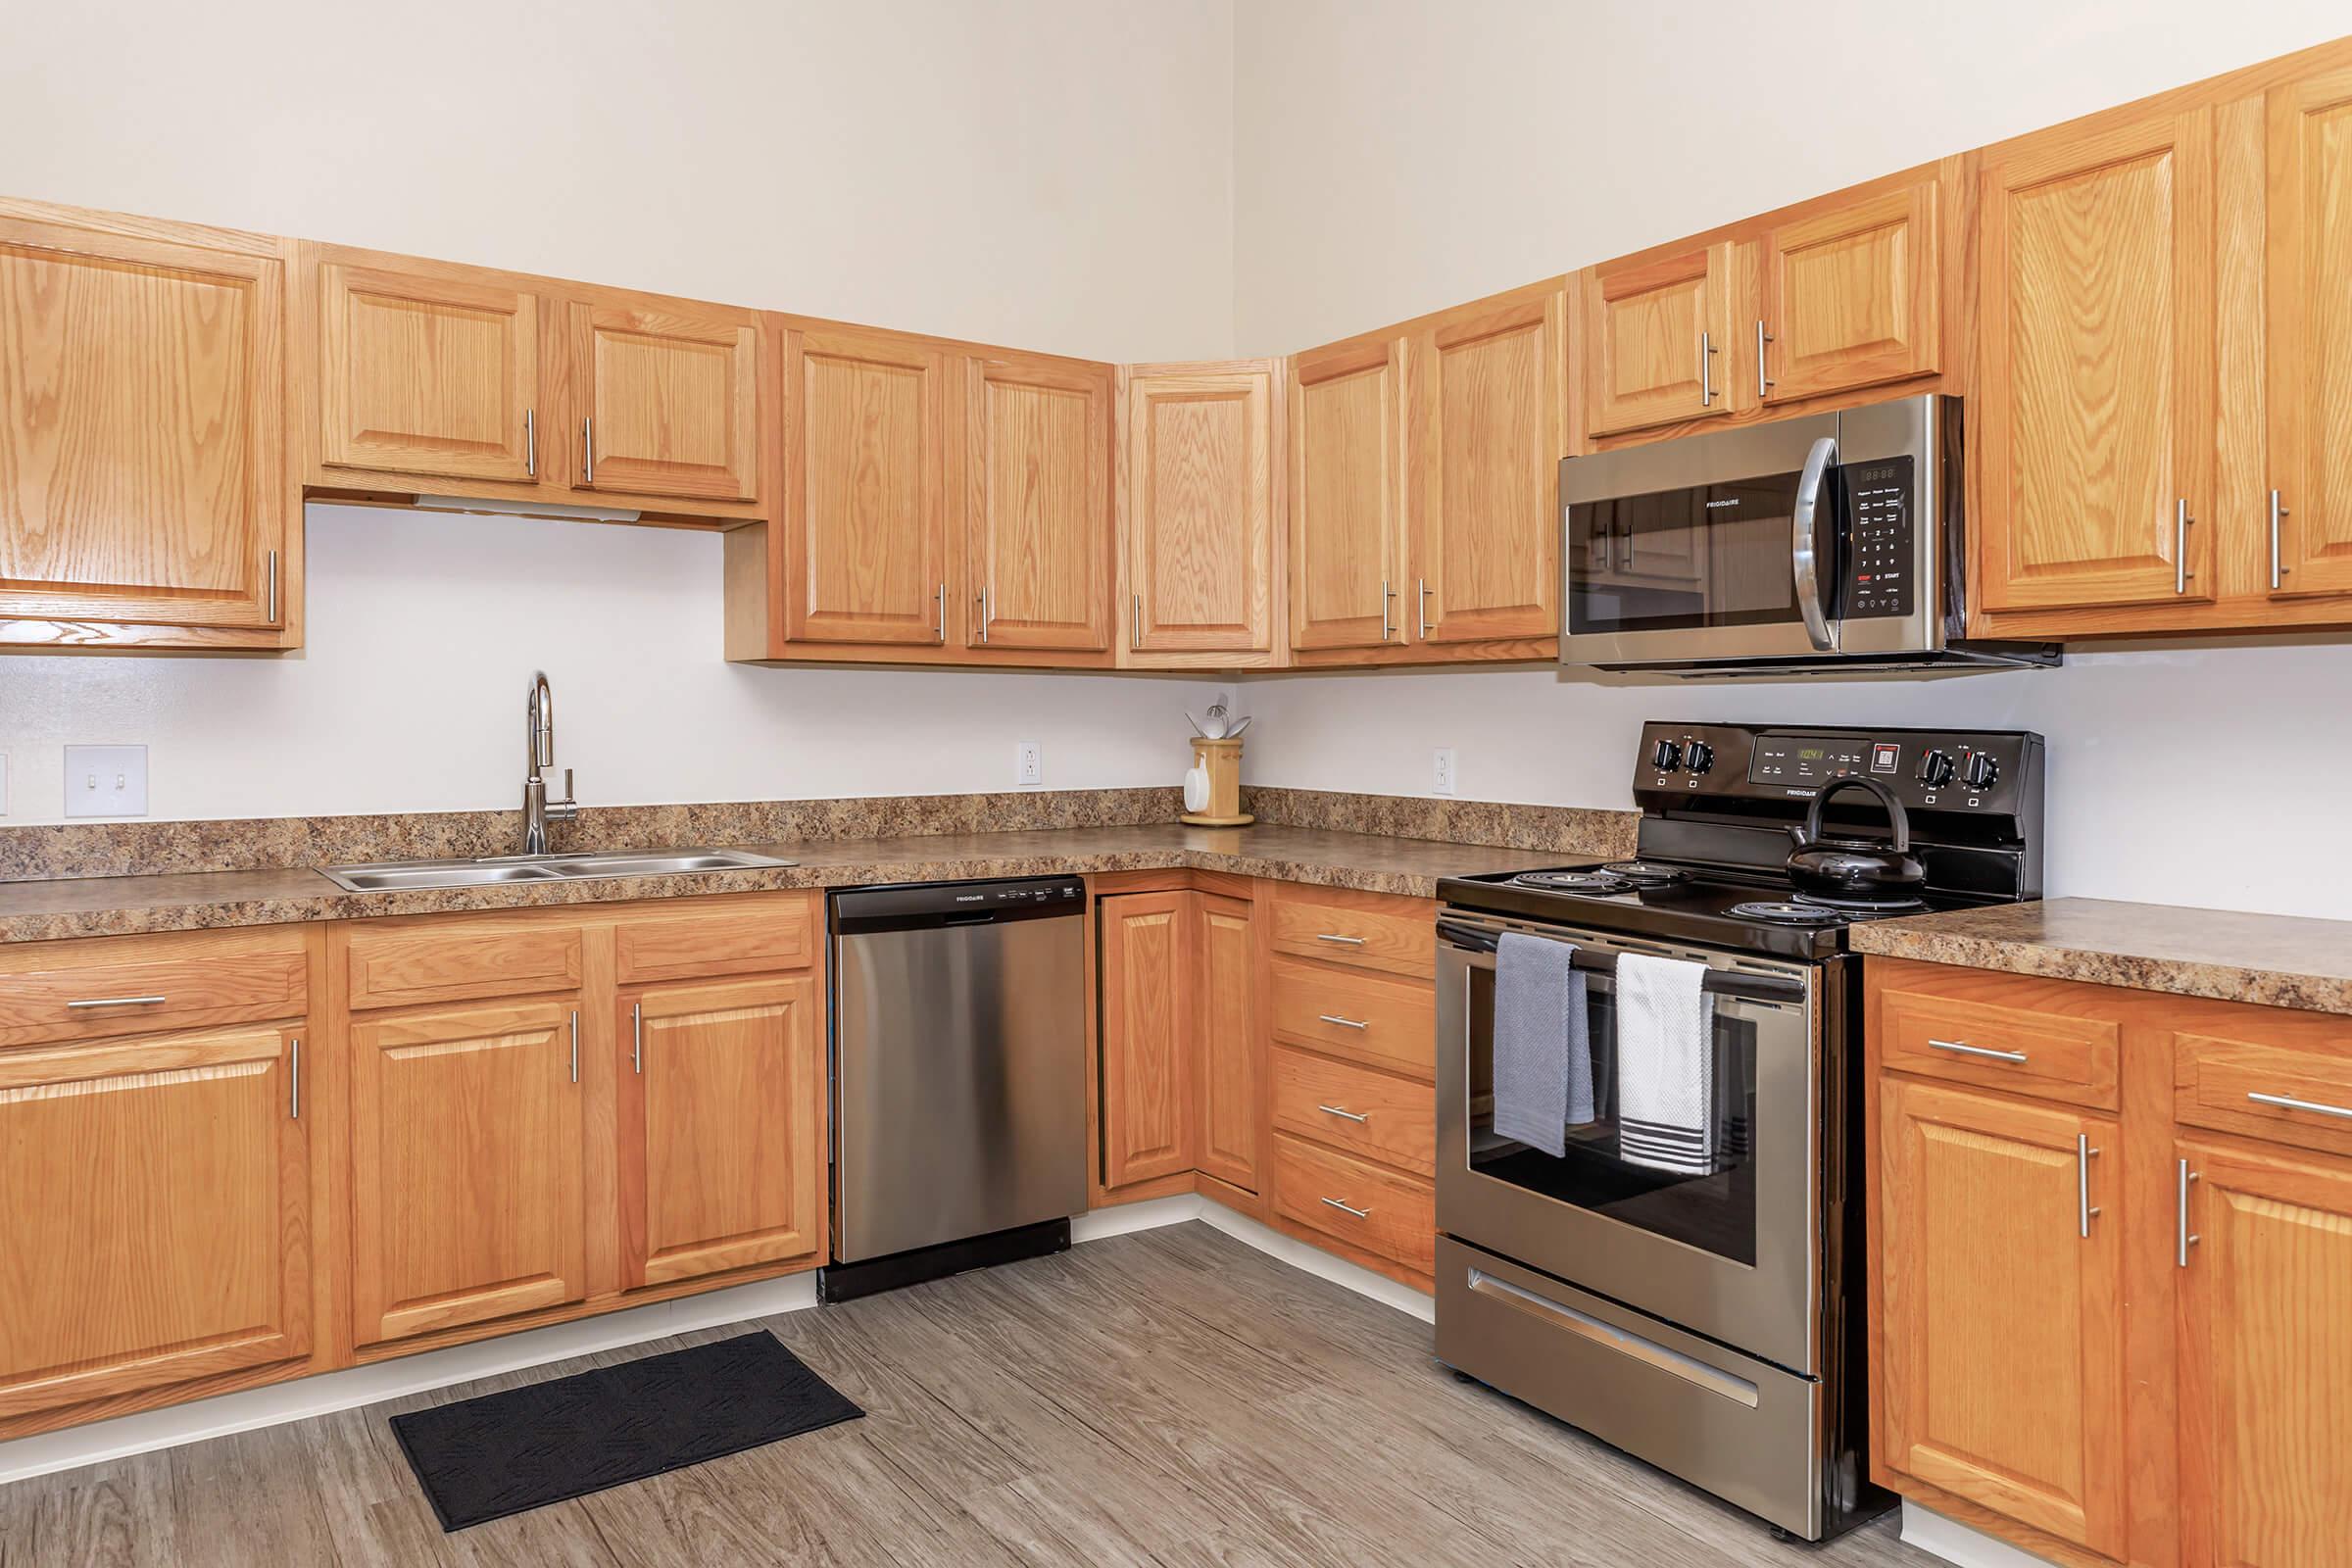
389 1330 863 1531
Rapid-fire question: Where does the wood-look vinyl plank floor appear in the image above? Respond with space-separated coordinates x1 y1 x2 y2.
0 1223 1936 1567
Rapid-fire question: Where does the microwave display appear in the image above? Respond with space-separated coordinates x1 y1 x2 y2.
1843 456 1915 618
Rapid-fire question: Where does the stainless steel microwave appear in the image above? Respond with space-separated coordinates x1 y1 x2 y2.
1558 395 2056 675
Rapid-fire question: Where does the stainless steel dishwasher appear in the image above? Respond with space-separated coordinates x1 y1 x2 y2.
824 875 1088 1298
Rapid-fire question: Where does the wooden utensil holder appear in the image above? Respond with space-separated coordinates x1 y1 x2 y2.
1180 737 1252 826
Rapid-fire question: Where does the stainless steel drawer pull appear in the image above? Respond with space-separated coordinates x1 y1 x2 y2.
1321 1197 1370 1219
290 1036 301 1121
570 1009 580 1084
1698 329 1715 407
2177 1158 2200 1268
935 582 946 643
582 417 595 483
525 408 537 477
2176 499 2191 594
2271 489 2289 588
2077 1133 2101 1238
1927 1037 2028 1064
66 995 169 1010
1755 319 1774 399
1314 933 1367 946
267 549 280 625
1317 1013 1369 1031
1466 1268 1760 1407
2248 1090 2352 1121
633 1001 644 1075
1316 1103 1370 1123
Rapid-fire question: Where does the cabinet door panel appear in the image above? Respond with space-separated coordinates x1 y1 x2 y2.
1125 366 1276 655
2266 67 2352 599
350 1000 584 1346
573 302 760 503
1582 243 1735 437
1878 1078 2127 1557
784 326 950 646
620 976 821 1289
1977 113 2214 612
1196 895 1258 1193
318 262 539 485
2178 1139 2352 1568
1100 892 1196 1187
1408 288 1562 643
1761 181 1939 403
1289 340 1402 651
967 355 1114 651
0 218 285 630
0 1028 309 1419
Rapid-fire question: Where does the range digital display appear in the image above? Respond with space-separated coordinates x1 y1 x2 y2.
1747 735 1869 786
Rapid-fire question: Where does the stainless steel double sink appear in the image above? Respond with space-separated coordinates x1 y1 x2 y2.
318 847 797 893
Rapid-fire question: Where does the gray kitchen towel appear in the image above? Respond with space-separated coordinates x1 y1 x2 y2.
1616 952 1719 1175
1492 932 1592 1158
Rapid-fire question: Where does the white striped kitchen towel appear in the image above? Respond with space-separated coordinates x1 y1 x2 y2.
1615 952 1718 1175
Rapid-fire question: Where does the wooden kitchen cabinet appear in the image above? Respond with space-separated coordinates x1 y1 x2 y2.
1099 891 1197 1187
964 351 1116 653
2263 66 2352 601
1195 894 1260 1194
1579 241 1740 438
0 1026 311 1421
619 975 823 1289
1876 1075 2129 1558
569 299 760 504
0 200 294 650
1288 334 1404 652
1756 178 1940 404
349 998 587 1347
1404 283 1563 644
1119 361 1281 664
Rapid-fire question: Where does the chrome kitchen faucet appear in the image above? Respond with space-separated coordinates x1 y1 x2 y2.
522 671 580 855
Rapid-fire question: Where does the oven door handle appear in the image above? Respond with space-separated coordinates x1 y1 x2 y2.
1791 434 1838 653
1439 921 1809 1004
1437 919 1501 955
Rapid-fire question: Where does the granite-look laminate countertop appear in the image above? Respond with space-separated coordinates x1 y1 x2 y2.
0 824 1566 944
1851 897 2352 1017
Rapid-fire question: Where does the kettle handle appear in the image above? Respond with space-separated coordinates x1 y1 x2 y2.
1800 774 1911 853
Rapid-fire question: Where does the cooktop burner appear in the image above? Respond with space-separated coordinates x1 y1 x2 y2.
1512 869 1633 893
1793 892 1929 913
1726 900 1850 926
1599 859 1690 886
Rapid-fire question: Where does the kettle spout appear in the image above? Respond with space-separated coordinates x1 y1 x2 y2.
1787 824 1808 850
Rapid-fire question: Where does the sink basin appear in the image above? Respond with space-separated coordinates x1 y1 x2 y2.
319 847 797 894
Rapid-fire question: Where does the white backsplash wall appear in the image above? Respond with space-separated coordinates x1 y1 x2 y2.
1239 649 2352 921
0 507 1216 824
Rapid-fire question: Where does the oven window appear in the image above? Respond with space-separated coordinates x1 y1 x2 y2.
1465 961 1763 1266
1567 473 1808 637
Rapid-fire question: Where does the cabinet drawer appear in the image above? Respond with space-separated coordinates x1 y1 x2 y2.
1272 1133 1434 1276
0 930 308 1049
2176 1031 2352 1159
614 899 814 985
345 919 583 1010
1269 957 1434 1079
1271 1047 1434 1175
1269 890 1433 978
1878 982 2119 1109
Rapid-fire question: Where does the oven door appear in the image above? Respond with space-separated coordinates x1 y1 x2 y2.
1436 910 1820 1374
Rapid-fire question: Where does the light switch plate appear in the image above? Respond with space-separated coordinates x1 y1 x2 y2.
64 745 148 817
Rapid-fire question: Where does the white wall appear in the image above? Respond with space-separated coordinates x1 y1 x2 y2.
1230 1 2352 920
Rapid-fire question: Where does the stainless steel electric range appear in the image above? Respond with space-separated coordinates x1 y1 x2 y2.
1433 720 2044 1542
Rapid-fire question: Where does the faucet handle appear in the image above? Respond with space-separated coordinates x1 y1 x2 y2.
551 767 579 822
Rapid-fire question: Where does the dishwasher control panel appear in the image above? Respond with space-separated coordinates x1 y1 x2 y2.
832 875 1088 927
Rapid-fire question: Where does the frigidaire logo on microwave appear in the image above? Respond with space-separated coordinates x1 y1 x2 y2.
1704 498 1740 509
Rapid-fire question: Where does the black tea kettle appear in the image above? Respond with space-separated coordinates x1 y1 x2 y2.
1784 775 1926 906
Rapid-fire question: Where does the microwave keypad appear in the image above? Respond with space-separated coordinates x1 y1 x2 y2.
1843 456 1914 618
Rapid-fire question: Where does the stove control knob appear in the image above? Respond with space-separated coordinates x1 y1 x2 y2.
1650 739 1682 773
1963 752 2000 791
1916 748 1955 789
1683 741 1715 775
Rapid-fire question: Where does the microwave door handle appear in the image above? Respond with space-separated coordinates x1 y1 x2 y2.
1791 435 1838 652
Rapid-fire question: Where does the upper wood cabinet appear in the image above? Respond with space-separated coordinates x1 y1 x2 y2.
780 323 953 648
1405 284 1563 644
0 203 292 649
1580 241 1739 437
964 352 1115 652
619 975 822 1290
570 300 760 504
1119 361 1280 663
1974 110 2216 615
1195 893 1260 1194
1877 1075 2128 1559
1756 180 1940 404
2264 66 2352 601
0 1026 311 1421
1289 336 1404 652
1100 891 1198 1188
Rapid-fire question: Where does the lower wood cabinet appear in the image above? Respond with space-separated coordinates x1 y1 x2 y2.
619 974 824 1289
1196 895 1261 1192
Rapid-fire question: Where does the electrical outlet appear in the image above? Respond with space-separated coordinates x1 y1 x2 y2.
1433 747 1457 797
65 745 149 818
1015 741 1043 788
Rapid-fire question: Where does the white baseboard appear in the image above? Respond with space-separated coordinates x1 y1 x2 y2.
1900 1501 2064 1568
0 1193 1425 1488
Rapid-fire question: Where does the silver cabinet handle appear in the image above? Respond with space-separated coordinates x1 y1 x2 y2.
2248 1090 2352 1121
935 582 946 643
1318 1013 1369 1030
1417 577 1431 639
1132 593 1142 651
1755 320 1774 399
570 1009 580 1084
2271 490 2289 589
290 1036 301 1121
2175 498 2191 594
2077 1133 2101 1238
1790 435 1838 652
1927 1037 2028 1064
525 408 537 477
1379 577 1393 641
2177 1158 2200 1267
266 549 279 626
632 1001 643 1075
1698 329 1715 407
978 585 992 643
66 994 168 1009
582 417 595 484
1317 1103 1369 1123
1321 1197 1370 1219
1315 932 1367 946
